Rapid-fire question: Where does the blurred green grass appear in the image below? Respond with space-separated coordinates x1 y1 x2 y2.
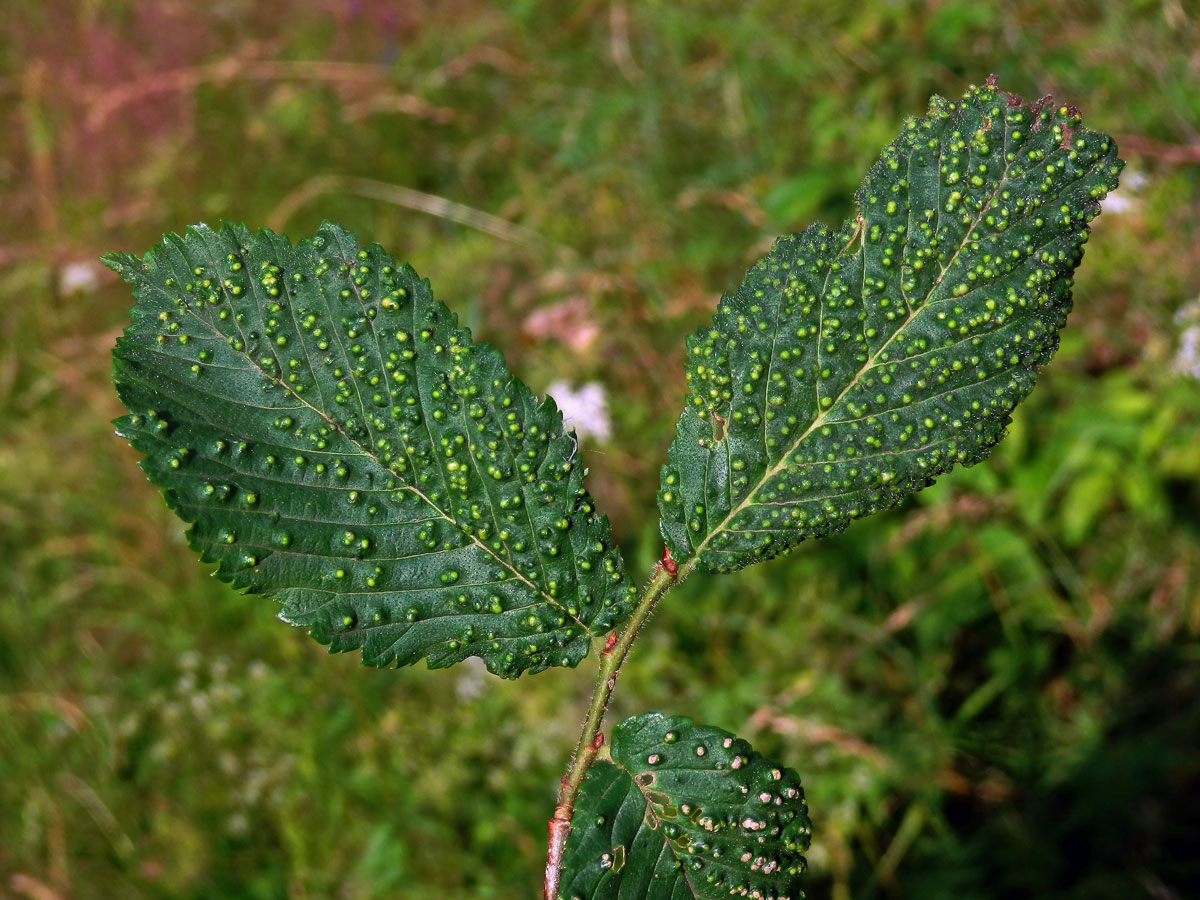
2 2 1199 898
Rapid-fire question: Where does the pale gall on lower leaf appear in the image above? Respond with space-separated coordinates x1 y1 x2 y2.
558 713 812 900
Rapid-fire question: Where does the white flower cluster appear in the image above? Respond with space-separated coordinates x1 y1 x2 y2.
1172 297 1200 381
546 380 612 443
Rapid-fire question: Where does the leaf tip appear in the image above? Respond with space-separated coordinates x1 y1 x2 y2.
100 251 142 280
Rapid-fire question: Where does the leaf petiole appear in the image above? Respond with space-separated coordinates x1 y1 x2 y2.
543 555 685 899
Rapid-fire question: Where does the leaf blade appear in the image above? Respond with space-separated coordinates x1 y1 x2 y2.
659 81 1123 572
110 222 636 677
559 713 812 900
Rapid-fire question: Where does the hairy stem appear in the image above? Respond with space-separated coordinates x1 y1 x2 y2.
543 556 685 899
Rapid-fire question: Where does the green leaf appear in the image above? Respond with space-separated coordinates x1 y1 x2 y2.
559 713 812 900
108 222 637 678
659 80 1123 573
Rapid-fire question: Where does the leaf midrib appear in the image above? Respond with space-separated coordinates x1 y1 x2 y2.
606 756 708 899
170 238 587 631
120 358 552 624
611 751 797 897
684 130 1019 570
325 227 587 629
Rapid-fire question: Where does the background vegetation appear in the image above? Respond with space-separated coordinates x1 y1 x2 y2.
2 2 1198 898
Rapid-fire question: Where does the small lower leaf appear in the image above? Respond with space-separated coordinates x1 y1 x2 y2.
560 714 812 900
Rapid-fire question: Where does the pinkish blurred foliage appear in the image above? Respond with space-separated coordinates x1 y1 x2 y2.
522 297 600 352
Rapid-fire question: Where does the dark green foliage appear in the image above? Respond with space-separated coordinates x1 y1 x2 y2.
659 81 1124 573
108 222 636 678
1 2 1175 893
103 76 1132 899
559 714 812 900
